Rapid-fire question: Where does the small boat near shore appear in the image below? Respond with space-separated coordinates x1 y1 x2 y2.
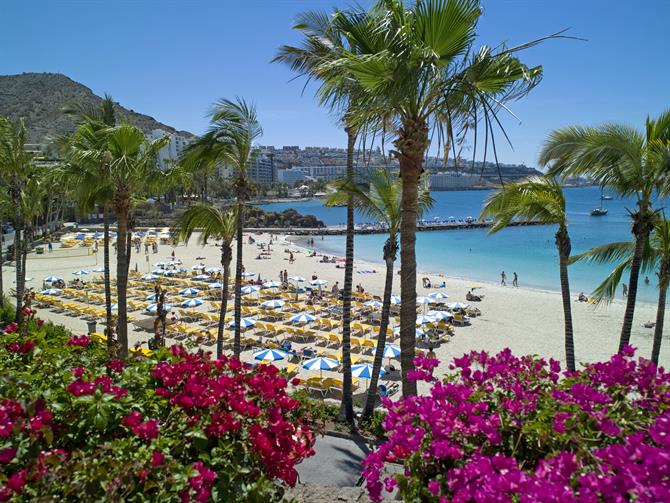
590 207 608 216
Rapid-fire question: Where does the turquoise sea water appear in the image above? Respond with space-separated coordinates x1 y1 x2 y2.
258 187 667 303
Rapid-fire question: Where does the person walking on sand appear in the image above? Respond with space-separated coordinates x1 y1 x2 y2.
47 239 53 253
512 272 518 287
500 271 507 286
622 283 628 297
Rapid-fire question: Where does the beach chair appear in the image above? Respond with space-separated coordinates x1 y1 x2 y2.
305 376 328 397
453 313 471 326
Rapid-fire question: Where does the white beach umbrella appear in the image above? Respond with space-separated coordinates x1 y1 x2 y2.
428 292 450 300
253 349 287 362
43 276 62 283
164 270 179 276
168 260 182 266
261 299 285 309
262 281 282 288
289 276 306 282
390 296 401 305
228 317 256 328
145 303 172 313
91 267 106 273
310 279 328 286
151 269 166 275
241 285 261 294
416 315 436 325
427 310 453 321
446 302 470 310
375 344 402 358
191 264 206 270
392 326 426 338
290 313 316 324
364 300 383 308
181 298 204 308
205 266 222 273
41 288 62 295
302 357 339 377
145 294 157 301
179 287 200 296
192 274 210 280
110 303 118 311
416 296 432 305
241 271 256 278
351 363 387 379
141 274 160 280
208 282 223 289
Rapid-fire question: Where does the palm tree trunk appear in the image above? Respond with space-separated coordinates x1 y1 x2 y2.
619 205 653 351
394 117 429 397
233 201 244 357
651 261 669 365
116 207 130 358
363 238 396 420
218 248 231 358
103 207 113 350
338 126 356 425
556 227 575 372
13 187 24 323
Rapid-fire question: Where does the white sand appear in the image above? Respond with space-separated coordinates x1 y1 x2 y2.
7 230 668 388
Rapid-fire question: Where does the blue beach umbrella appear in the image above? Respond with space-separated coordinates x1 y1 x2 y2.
390 296 401 305
288 276 306 282
416 296 432 305
145 303 172 313
303 356 339 377
416 315 436 325
427 310 453 321
428 292 450 301
392 327 425 338
364 300 383 308
179 287 200 296
192 274 210 280
181 298 204 308
110 303 118 311
41 288 62 295
145 294 157 301
290 313 315 324
446 302 469 310
43 276 62 283
205 266 222 273
208 282 223 289
262 281 282 289
191 264 206 270
261 299 285 309
241 271 256 278
375 344 402 358
91 267 106 273
351 363 387 380
92 231 103 239
151 269 166 275
241 285 261 294
310 279 328 286
228 317 256 328
141 274 159 280
253 349 287 362
164 270 179 276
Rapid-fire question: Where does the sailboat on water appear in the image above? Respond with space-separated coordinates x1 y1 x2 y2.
591 188 609 216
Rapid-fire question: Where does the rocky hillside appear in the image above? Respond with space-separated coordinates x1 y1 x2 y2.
0 73 193 144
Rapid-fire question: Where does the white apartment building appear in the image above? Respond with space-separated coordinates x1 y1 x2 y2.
428 172 480 190
148 129 193 170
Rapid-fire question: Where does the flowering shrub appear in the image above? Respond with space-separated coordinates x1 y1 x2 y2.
364 348 670 502
0 318 315 501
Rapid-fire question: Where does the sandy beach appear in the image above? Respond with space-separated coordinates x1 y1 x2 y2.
7 230 668 395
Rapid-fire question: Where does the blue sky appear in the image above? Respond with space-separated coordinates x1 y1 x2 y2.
2 0 668 166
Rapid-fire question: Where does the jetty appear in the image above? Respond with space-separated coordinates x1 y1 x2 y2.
245 220 544 236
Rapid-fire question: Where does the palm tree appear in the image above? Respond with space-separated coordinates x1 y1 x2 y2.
181 98 262 357
328 168 433 419
570 217 670 365
540 110 670 352
0 116 36 322
481 177 576 371
98 124 168 357
321 0 546 395
274 8 371 423
59 97 117 347
176 204 237 358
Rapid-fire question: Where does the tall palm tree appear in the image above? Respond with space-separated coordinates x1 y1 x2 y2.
481 177 576 371
321 0 545 395
274 8 371 423
91 124 168 357
0 116 36 323
328 169 433 419
569 217 670 365
59 97 117 347
181 98 262 357
540 110 670 351
176 204 237 358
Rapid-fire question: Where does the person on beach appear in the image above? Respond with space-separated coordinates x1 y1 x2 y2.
331 281 339 294
578 292 588 302
644 276 650 285
500 271 507 286
289 252 294 264
622 283 628 297
47 239 53 253
512 272 518 287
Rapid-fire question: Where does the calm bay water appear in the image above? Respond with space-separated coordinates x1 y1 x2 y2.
258 187 667 303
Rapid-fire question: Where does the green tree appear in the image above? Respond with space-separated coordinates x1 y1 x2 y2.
59 96 117 347
540 110 670 352
328 168 433 418
0 116 36 322
320 0 544 395
181 98 262 357
481 177 576 371
102 124 168 357
176 204 237 358
569 217 670 365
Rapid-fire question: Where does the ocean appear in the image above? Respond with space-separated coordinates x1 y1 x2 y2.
258 186 667 303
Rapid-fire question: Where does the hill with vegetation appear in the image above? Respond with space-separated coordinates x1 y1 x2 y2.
0 72 193 144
